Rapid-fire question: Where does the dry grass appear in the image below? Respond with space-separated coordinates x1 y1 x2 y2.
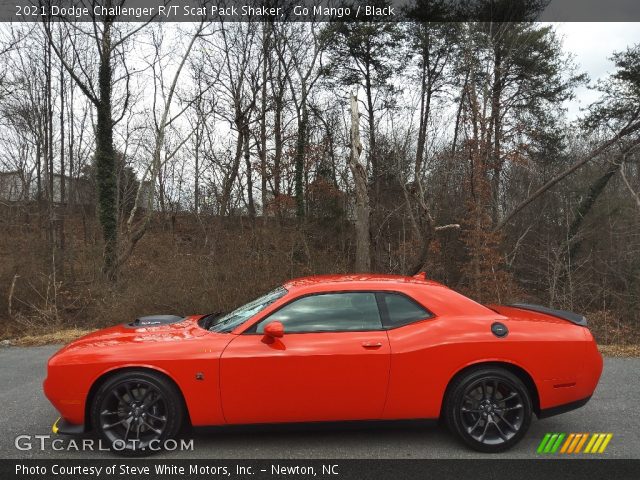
10 328 93 346
587 310 640 346
598 344 640 358
1 209 640 358
0 211 351 340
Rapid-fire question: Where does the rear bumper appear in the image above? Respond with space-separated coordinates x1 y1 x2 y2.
537 395 592 419
52 417 85 435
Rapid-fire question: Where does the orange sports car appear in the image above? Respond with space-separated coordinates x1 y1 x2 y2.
44 273 603 454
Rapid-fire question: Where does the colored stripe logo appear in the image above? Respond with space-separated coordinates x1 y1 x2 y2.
537 433 613 454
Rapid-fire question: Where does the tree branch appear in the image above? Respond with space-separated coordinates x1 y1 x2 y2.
495 120 640 231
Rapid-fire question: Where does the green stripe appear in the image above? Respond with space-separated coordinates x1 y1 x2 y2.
537 433 552 453
550 433 566 453
544 434 559 453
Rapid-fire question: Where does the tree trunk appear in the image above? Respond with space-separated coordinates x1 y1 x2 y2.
68 70 75 210
415 38 432 182
568 162 621 262
36 134 42 204
95 23 118 279
349 93 371 272
294 104 307 218
244 125 255 218
220 127 244 216
273 88 283 198
365 70 377 200
194 128 200 214
490 45 503 225
45 28 55 272
452 73 468 156
260 22 269 216
59 58 66 274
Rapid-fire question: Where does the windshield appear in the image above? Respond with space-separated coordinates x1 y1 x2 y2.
205 287 288 333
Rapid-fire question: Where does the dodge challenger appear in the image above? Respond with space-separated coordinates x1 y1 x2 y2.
44 273 603 454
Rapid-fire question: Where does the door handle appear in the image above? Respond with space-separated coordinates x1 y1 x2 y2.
362 342 383 348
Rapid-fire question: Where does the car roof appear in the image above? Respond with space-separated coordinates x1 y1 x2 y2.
274 272 500 321
283 273 446 291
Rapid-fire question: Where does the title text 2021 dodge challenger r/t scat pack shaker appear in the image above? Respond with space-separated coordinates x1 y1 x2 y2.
44 273 603 454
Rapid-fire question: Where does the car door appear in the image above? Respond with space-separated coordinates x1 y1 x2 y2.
220 292 390 424
376 291 442 420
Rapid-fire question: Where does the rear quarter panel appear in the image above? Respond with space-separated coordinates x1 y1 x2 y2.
382 288 600 419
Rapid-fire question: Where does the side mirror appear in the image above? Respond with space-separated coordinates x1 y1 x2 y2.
263 321 284 338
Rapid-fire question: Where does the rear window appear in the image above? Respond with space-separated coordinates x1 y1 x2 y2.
380 293 432 328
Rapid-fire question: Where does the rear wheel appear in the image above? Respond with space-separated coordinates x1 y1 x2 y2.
90 370 184 456
445 367 532 452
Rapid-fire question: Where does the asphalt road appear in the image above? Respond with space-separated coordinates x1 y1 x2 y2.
0 344 638 459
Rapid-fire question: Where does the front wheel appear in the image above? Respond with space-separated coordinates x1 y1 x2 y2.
90 370 184 456
445 367 532 453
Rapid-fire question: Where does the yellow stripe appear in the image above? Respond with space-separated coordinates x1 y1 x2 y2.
574 433 589 453
584 433 599 453
598 434 613 453
590 434 606 453
568 434 582 453
52 417 60 434
560 433 575 453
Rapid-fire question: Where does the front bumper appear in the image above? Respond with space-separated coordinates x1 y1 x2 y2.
52 417 85 435
537 395 592 419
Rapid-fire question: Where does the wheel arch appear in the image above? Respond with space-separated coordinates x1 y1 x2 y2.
440 361 541 418
84 366 192 431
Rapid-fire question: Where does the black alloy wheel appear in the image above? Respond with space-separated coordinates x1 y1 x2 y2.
91 370 184 456
445 367 532 452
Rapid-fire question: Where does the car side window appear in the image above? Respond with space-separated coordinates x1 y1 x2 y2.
380 293 431 328
254 292 382 334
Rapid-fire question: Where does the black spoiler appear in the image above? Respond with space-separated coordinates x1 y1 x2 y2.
508 303 587 327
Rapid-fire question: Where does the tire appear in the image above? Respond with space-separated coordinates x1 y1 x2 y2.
90 370 184 456
444 367 532 453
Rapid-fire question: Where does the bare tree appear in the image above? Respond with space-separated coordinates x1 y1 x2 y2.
349 93 370 272
120 21 211 267
273 22 327 217
42 3 150 279
199 22 262 216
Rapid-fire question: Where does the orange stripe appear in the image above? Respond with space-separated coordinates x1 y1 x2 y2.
560 434 575 453
574 433 589 453
567 434 582 453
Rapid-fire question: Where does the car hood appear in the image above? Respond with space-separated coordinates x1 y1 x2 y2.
54 315 210 356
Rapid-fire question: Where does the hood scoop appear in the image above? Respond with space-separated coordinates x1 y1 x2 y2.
128 314 184 328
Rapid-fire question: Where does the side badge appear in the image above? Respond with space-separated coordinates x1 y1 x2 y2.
491 322 508 338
